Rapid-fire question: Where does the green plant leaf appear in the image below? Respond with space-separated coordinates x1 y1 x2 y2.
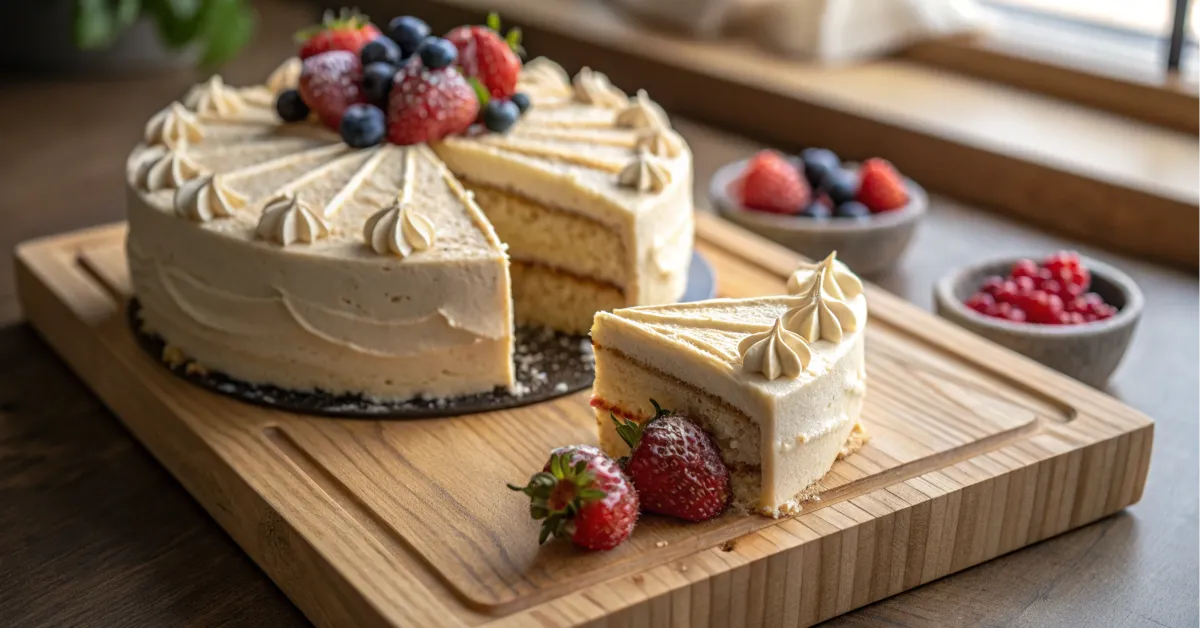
74 0 117 49
486 12 501 32
468 77 490 107
197 0 255 67
114 0 142 30
164 0 201 20
145 0 204 48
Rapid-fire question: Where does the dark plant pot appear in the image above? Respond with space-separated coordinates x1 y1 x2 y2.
2 0 196 76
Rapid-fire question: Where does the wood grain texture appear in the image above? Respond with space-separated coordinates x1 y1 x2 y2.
14 213 1152 627
351 0 1199 270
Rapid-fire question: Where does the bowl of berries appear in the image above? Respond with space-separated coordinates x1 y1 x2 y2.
710 149 926 276
934 251 1143 388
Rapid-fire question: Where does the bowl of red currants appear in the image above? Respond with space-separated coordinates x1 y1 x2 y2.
934 251 1143 388
710 148 926 276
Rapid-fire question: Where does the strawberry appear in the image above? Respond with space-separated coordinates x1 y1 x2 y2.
445 13 523 99
730 150 810 214
855 158 909 212
508 445 639 551
613 400 731 522
386 62 479 145
295 9 381 60
299 51 366 130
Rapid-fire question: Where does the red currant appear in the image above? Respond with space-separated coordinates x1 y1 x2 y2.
1040 278 1065 298
1024 290 1064 324
980 275 1005 297
1014 276 1036 295
1093 304 1117 320
1044 251 1089 295
965 292 995 314
1011 259 1039 280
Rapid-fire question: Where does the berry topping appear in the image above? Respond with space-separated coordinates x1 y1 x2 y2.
962 251 1116 325
275 89 310 123
445 13 524 99
833 200 872 220
386 62 479 145
417 36 458 70
510 92 532 113
823 169 858 205
731 150 810 215
482 99 520 133
339 103 386 148
508 445 638 551
296 9 381 60
387 15 431 58
798 201 831 218
360 36 402 66
362 62 396 106
855 158 909 212
613 400 731 522
298 51 366 130
799 147 840 188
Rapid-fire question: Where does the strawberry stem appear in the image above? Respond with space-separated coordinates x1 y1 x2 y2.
508 449 608 545
611 413 644 450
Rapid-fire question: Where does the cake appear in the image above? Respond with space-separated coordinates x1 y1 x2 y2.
124 55 694 401
590 253 868 517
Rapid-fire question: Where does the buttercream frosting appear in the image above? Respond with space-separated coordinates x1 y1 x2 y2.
364 202 437 258
738 317 812 380
787 252 864 301
138 147 204 192
145 102 204 149
636 128 684 158
265 57 303 94
616 89 670 130
520 57 571 93
174 174 246 221
183 75 246 117
782 253 861 343
255 193 329 246
618 150 671 193
572 67 629 108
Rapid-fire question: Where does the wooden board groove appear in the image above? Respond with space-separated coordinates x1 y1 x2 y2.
14 214 1152 627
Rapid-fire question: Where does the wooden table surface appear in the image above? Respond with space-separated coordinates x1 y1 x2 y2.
2 3 1196 627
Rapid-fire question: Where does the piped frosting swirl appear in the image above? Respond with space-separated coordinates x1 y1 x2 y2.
618 150 671 193
616 89 670 130
781 253 861 343
738 317 812 380
183 75 246 117
173 174 246 222
137 147 204 192
572 67 629 109
145 102 203 149
787 252 864 301
363 202 436 258
635 128 684 158
521 57 571 94
255 193 329 246
265 57 303 94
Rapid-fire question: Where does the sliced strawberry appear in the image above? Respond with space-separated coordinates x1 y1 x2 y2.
299 51 366 130
508 445 639 551
730 150 810 215
386 62 479 145
855 158 909 212
614 400 731 522
296 9 381 60
445 13 523 99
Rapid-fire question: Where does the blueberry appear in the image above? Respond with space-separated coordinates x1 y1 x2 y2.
510 92 531 114
418 37 457 70
388 16 430 57
360 37 401 66
833 200 872 220
823 169 858 205
339 104 386 148
362 62 396 106
275 89 309 123
482 99 521 133
800 147 840 187
798 201 831 219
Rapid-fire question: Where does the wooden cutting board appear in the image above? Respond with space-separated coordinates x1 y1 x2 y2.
14 213 1152 628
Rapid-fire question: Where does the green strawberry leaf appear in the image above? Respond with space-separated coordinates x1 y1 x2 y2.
468 77 490 107
486 12 501 32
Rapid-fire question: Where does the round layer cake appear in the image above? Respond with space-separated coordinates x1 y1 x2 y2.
125 57 694 401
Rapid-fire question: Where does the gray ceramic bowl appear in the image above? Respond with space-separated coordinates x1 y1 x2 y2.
709 157 927 276
933 256 1143 388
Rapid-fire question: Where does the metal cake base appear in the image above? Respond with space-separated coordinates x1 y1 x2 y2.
129 252 716 419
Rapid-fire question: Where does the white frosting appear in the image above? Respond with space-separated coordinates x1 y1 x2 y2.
255 193 330 246
520 57 571 93
183 75 246 117
738 317 812 380
636 128 684 158
137 147 204 191
615 89 670 130
174 174 246 221
364 203 436 257
265 57 303 94
145 102 203 149
572 67 629 108
617 150 671 193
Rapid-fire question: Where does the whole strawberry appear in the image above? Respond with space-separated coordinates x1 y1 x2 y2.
855 158 909 212
296 9 382 60
387 62 479 145
299 50 366 130
445 13 523 99
508 445 639 551
613 401 731 522
731 150 810 215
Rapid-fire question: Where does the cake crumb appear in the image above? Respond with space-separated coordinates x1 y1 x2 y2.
655 540 668 548
679 564 688 572
184 361 209 376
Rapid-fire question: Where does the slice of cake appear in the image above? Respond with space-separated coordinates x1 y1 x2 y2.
590 253 869 516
